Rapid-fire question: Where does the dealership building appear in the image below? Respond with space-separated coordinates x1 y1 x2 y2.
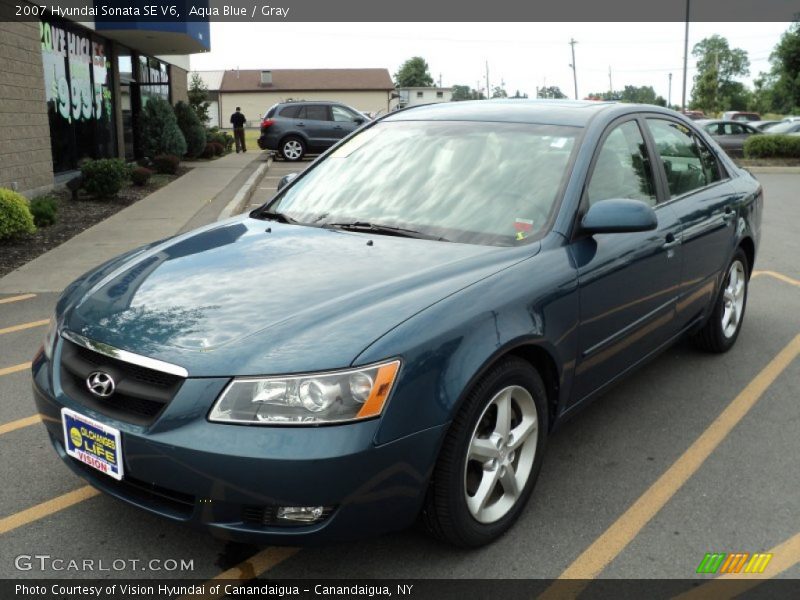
0 0 209 196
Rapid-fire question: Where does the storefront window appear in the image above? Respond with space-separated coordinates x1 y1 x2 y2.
40 19 116 173
138 56 170 106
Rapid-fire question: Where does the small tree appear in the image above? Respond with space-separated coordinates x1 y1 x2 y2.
139 97 187 158
173 101 206 158
188 73 211 125
395 57 434 87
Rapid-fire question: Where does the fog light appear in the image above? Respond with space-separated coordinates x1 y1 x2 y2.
276 506 328 523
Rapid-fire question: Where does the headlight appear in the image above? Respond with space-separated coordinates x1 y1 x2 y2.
42 316 57 360
209 360 400 425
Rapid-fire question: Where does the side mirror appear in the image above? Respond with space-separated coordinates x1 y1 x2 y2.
581 199 658 234
277 172 299 192
353 117 365 125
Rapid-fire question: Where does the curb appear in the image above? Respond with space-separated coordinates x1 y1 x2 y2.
217 155 272 221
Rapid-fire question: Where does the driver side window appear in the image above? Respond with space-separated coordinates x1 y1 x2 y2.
587 120 657 207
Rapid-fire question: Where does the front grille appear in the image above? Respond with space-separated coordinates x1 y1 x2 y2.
241 505 334 527
59 338 184 426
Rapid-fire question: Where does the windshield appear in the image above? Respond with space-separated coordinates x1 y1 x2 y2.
265 120 579 246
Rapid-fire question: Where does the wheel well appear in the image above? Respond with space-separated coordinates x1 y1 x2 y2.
279 134 305 148
739 237 755 277
507 345 560 430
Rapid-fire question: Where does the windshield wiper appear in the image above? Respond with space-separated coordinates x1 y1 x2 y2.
254 210 297 224
323 221 449 242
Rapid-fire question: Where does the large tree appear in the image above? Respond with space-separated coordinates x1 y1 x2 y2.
491 86 508 98
451 84 485 101
394 57 434 87
537 86 567 99
766 21 800 113
690 35 750 114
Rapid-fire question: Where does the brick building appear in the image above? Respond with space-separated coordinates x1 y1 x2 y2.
0 0 209 196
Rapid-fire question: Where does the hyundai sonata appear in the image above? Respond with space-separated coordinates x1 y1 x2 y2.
33 100 762 547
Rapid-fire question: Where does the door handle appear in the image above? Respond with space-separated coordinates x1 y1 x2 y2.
296 122 305 127
662 233 681 250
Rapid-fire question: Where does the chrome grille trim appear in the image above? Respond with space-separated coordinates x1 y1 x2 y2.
60 330 188 378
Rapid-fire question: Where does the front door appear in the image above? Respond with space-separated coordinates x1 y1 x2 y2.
569 118 683 404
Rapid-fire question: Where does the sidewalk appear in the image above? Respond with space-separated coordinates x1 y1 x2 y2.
0 151 268 294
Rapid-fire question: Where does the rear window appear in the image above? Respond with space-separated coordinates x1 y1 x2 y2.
265 105 277 118
278 105 302 118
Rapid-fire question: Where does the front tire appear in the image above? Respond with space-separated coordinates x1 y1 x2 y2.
693 248 749 353
423 357 548 547
280 136 305 161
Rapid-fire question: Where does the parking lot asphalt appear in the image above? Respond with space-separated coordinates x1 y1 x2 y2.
0 173 798 589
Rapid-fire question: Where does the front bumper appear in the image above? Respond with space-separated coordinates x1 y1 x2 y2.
32 352 445 545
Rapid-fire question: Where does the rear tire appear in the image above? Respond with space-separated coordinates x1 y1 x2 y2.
422 357 548 547
693 248 749 353
280 136 305 161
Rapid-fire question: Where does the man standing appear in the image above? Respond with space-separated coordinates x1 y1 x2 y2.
230 107 247 153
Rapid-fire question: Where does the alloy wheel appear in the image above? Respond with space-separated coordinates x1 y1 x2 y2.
283 140 303 160
721 260 746 338
464 385 538 524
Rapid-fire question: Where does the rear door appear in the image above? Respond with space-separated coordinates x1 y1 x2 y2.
297 104 332 149
643 117 737 331
569 117 683 403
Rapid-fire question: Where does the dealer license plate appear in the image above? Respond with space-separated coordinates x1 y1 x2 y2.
61 408 124 480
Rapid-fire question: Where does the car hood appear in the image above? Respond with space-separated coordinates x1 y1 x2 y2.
62 217 538 376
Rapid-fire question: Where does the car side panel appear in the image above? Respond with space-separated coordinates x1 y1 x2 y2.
353 241 579 446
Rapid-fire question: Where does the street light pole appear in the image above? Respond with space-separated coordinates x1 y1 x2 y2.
668 72 672 108
569 38 578 100
681 0 690 112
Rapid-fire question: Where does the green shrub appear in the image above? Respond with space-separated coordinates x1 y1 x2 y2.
744 134 800 159
30 195 58 227
0 188 36 239
131 167 153 186
81 158 129 197
206 128 234 152
211 141 224 156
139 97 187 158
200 143 215 159
173 101 206 158
152 154 181 175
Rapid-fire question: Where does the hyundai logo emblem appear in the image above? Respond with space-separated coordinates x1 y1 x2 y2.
86 371 115 398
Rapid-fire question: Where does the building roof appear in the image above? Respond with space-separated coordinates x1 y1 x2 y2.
189 70 225 91
220 69 394 92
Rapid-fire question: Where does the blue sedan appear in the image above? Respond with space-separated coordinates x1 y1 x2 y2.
33 100 762 547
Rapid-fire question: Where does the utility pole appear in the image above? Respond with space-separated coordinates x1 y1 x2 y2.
608 66 612 96
485 61 490 99
668 72 673 108
681 0 690 112
569 38 578 100
438 73 442 88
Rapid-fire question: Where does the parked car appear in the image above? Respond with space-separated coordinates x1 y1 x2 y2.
681 110 706 120
762 120 800 134
751 120 781 131
257 101 367 161
698 119 761 157
34 100 762 548
721 111 761 122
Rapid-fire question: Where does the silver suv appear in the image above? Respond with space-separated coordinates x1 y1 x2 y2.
257 101 367 161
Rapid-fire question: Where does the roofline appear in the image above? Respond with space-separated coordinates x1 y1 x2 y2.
220 88 395 93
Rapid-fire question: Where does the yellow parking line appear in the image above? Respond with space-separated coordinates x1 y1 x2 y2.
0 414 41 436
672 530 800 599
752 270 800 287
0 486 100 535
0 294 36 305
539 332 800 598
180 547 300 600
0 362 30 377
0 319 49 336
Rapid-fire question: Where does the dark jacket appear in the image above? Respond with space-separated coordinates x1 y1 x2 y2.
230 112 246 128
